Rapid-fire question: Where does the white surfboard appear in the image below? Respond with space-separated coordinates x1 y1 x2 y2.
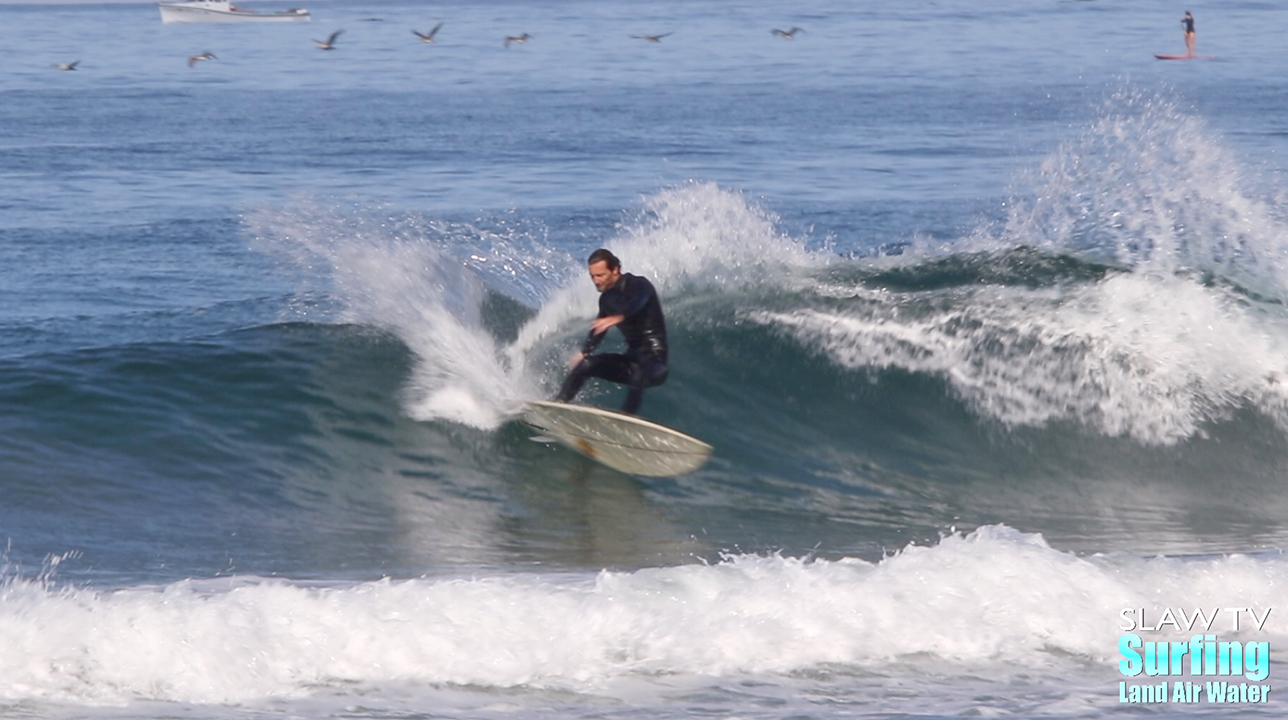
521 400 712 476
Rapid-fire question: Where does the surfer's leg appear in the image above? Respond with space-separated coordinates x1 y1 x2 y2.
555 354 632 402
622 360 668 415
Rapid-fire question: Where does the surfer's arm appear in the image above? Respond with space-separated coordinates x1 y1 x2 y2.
579 314 624 355
591 314 625 335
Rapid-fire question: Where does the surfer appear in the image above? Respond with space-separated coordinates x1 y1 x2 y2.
555 248 668 415
1181 11 1196 57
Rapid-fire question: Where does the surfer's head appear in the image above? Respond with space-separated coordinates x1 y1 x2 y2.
587 248 622 292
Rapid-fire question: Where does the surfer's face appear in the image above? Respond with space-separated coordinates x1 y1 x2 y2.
588 260 621 292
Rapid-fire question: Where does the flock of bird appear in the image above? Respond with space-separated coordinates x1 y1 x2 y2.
50 22 804 71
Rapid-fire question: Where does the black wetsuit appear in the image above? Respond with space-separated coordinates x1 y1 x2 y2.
555 272 668 414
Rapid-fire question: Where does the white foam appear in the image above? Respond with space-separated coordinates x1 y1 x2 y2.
755 271 1288 443
4 526 1286 705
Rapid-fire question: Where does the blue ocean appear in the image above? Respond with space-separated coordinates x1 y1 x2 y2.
4 0 1288 716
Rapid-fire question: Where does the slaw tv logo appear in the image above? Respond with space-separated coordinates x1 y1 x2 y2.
1117 607 1272 704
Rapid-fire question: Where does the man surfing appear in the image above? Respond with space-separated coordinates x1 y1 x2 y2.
554 248 668 415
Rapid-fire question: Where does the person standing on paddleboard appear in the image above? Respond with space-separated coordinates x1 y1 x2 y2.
1181 11 1196 57
555 248 668 415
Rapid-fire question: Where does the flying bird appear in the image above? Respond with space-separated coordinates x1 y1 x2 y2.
771 27 804 39
187 52 217 68
53 60 80 71
631 32 673 43
314 30 344 50
503 33 531 48
412 22 444 43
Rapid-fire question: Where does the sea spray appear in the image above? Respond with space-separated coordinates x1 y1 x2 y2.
998 88 1288 298
507 183 827 378
245 199 553 427
248 186 827 425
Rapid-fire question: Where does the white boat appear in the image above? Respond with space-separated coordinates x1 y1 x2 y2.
158 0 310 24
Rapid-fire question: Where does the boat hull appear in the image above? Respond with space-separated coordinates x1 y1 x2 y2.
158 3 310 23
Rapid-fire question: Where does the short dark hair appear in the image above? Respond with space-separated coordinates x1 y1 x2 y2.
587 248 620 270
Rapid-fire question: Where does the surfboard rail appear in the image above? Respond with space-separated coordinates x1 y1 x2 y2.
521 400 712 476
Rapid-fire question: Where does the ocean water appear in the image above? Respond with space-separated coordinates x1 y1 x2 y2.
3 0 1288 717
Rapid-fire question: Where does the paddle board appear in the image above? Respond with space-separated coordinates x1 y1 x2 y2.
1154 54 1214 60
521 400 712 476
